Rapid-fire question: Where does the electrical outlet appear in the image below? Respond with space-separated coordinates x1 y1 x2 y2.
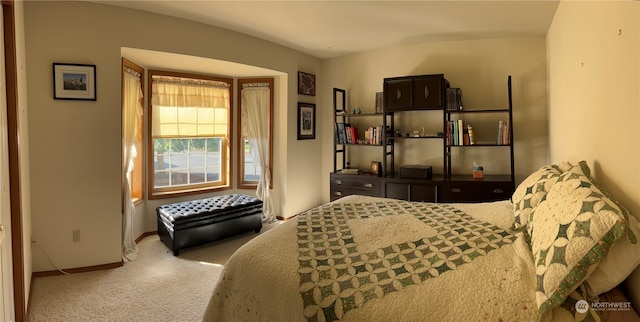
73 230 80 243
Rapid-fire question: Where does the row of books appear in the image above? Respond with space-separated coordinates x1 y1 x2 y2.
335 123 386 145
497 120 511 145
446 120 475 146
446 87 463 111
446 120 511 146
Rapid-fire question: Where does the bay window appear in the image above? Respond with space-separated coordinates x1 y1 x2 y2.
148 70 232 198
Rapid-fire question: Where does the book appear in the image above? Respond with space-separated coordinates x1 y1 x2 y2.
467 125 475 145
457 119 464 145
339 168 360 175
456 88 463 110
375 92 384 113
496 120 510 145
336 122 346 144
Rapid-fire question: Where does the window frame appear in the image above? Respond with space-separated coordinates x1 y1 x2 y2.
147 69 233 199
236 78 274 189
122 58 144 206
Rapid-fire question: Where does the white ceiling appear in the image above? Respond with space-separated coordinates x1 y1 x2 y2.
96 0 560 59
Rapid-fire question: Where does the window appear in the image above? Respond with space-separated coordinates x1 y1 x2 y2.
148 70 232 198
237 78 274 189
122 58 144 204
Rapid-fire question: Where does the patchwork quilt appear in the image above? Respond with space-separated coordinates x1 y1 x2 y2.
202 196 602 322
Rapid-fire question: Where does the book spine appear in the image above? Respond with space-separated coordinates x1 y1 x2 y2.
457 119 463 146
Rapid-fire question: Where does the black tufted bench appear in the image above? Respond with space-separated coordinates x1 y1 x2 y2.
156 194 263 256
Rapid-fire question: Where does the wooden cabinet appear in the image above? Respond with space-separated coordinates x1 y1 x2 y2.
330 173 382 201
384 74 448 111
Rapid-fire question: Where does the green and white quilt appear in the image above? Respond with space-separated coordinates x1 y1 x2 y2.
203 195 605 322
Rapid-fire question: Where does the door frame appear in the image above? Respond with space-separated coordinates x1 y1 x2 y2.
2 0 26 321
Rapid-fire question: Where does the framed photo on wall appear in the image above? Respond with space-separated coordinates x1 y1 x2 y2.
297 102 316 140
53 63 97 100
298 71 316 96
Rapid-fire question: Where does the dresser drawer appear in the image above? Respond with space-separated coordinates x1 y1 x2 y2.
440 181 513 203
330 173 382 201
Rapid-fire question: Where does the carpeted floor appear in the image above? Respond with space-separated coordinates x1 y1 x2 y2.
28 221 279 322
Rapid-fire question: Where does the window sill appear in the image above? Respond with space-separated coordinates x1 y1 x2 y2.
148 185 232 200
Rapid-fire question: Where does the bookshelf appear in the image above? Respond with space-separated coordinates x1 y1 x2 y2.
330 75 515 203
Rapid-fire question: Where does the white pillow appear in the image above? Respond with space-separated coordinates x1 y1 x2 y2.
586 215 640 296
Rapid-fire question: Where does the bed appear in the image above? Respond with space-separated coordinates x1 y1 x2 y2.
202 161 640 321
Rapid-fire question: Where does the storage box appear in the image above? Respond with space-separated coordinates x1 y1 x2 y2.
400 165 433 179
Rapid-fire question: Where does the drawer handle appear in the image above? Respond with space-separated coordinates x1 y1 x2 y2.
396 88 402 100
424 86 429 99
493 189 504 194
451 188 462 193
335 180 342 185
334 191 342 196
364 183 373 188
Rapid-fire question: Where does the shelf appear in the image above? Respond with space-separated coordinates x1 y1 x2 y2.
447 143 511 147
334 143 384 147
336 112 384 117
390 136 443 140
446 109 509 114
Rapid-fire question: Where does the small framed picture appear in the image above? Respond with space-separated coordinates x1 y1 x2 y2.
370 161 382 176
53 63 96 100
298 71 316 96
297 102 316 140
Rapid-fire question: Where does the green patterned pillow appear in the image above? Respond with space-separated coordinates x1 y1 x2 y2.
512 164 565 232
531 163 627 315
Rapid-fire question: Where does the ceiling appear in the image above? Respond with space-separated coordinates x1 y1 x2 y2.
96 0 560 60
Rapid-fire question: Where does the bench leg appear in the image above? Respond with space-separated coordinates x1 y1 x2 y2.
173 249 179 256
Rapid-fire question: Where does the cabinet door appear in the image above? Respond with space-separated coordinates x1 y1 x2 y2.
385 182 409 200
410 184 437 202
384 78 412 110
413 76 444 108
385 182 438 202
440 181 513 203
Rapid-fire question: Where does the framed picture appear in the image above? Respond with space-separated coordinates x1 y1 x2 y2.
298 71 316 96
53 63 96 100
370 161 382 176
297 102 316 140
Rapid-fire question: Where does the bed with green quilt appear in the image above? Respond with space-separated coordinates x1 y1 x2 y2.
203 161 640 321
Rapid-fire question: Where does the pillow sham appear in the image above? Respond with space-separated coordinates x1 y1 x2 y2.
531 162 627 315
512 163 568 232
585 215 640 296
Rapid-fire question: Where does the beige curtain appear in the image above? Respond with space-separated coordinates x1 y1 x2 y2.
241 86 275 222
123 70 143 261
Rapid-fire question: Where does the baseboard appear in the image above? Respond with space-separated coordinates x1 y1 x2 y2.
276 215 297 221
136 231 158 243
33 261 124 277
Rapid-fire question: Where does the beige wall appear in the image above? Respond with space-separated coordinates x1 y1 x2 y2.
24 1 322 272
547 0 640 309
321 37 549 202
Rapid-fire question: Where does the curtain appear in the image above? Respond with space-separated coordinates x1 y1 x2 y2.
151 76 230 138
122 69 143 261
241 86 275 222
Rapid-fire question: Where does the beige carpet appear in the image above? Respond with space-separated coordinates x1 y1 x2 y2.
28 221 279 322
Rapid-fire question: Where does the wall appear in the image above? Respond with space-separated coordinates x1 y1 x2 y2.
24 1 323 272
547 0 640 309
321 37 549 202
